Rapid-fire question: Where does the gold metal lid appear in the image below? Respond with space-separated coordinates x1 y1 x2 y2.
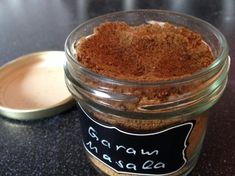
0 51 75 120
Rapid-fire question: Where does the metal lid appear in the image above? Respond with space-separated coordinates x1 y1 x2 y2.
0 51 75 120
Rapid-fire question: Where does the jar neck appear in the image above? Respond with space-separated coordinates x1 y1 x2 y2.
64 52 230 119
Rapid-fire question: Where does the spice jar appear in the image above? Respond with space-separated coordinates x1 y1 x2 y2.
64 10 230 176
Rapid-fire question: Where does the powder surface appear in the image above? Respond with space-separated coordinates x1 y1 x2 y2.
76 22 214 81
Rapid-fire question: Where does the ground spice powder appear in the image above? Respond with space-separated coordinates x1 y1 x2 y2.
76 22 213 81
75 22 213 176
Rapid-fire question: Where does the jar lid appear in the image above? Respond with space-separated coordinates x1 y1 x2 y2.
0 51 75 120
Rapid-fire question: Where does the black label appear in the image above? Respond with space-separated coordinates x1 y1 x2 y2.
78 106 194 175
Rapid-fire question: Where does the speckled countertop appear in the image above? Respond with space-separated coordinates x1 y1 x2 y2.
0 0 234 176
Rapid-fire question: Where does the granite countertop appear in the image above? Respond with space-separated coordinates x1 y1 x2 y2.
0 0 234 175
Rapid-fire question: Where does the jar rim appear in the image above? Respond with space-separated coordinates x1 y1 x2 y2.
65 9 229 86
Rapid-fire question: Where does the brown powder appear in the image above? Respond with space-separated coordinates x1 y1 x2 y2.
74 22 213 175
76 22 213 81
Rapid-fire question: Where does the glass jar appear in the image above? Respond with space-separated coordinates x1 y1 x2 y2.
64 10 230 176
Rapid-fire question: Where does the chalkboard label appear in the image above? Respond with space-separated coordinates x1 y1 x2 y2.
78 106 194 175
